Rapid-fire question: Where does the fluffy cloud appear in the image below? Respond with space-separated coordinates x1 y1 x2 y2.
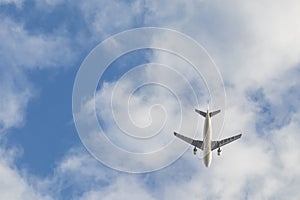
0 19 74 70
56 0 300 199
0 68 32 132
74 0 145 43
0 0 145 197
0 16 78 133
0 0 23 8
1 0 300 199
0 8 78 198
144 1 300 88
77 0 300 199
0 147 53 200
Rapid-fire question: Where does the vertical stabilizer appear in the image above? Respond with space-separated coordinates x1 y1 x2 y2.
195 109 221 118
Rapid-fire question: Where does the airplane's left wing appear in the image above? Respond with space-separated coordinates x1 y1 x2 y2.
211 133 242 151
174 132 203 150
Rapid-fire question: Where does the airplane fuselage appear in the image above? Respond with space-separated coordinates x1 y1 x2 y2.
203 110 212 167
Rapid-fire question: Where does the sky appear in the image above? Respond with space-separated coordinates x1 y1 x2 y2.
0 0 300 199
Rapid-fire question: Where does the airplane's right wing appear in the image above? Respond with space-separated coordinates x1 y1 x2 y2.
174 132 203 150
211 133 242 151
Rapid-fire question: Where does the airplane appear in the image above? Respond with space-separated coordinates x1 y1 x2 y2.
174 109 242 167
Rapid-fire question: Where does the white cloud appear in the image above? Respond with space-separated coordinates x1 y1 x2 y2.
74 69 201 172
1 0 300 199
0 0 23 8
0 15 78 133
0 147 53 200
144 0 300 89
0 1 150 199
0 13 78 197
85 0 300 199
79 0 144 41
225 1 300 88
78 177 155 200
0 68 32 132
67 0 300 198
0 19 75 70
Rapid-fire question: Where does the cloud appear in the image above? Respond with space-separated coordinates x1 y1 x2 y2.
0 68 32 133
0 12 79 197
0 1 149 197
0 0 148 134
77 0 145 42
1 0 300 199
66 1 300 198
0 147 53 200
0 11 79 133
144 1 300 88
41 147 156 200
0 19 75 70
0 20 63 133
74 68 201 172
78 177 155 200
0 0 23 8
77 0 300 199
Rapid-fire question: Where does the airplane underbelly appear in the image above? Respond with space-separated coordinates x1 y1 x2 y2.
203 151 211 167
203 113 212 167
203 119 212 167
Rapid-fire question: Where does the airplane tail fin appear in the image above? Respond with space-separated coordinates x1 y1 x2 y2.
195 109 221 118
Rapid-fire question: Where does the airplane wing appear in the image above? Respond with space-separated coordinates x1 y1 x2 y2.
211 133 242 151
174 132 203 150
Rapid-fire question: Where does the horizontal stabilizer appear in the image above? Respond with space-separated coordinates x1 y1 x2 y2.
195 109 221 118
209 110 221 117
195 109 206 117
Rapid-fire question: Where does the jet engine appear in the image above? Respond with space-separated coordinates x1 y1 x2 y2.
193 147 197 155
217 148 222 156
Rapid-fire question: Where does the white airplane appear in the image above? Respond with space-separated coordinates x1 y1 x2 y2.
174 109 242 167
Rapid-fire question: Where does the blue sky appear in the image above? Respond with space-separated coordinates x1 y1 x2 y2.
1 0 300 199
